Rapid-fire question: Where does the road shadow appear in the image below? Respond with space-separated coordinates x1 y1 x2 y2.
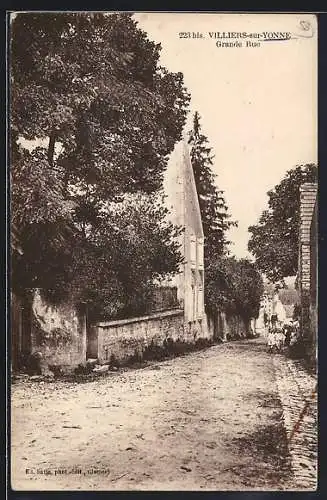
227 392 292 489
221 338 268 355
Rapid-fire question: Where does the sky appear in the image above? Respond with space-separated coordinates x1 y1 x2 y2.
134 13 317 259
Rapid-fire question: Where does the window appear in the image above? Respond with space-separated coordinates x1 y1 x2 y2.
191 269 196 287
197 238 204 269
197 290 204 318
198 270 204 289
191 269 196 320
190 234 196 266
197 270 204 318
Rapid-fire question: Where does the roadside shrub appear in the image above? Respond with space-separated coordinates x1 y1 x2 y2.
109 353 120 368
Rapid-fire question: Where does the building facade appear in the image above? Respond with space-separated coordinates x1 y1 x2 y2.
298 182 318 365
163 139 206 335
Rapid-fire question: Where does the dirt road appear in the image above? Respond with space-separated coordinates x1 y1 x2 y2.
10 338 315 491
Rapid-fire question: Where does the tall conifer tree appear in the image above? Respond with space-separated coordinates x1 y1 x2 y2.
188 111 236 260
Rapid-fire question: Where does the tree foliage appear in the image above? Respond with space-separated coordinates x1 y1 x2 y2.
248 164 317 283
11 143 74 228
71 194 184 320
10 12 190 318
12 193 183 321
205 257 263 320
11 12 190 212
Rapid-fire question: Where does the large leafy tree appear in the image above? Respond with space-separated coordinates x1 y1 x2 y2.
205 257 263 320
188 111 236 259
248 163 317 283
68 194 183 320
10 12 190 317
11 12 190 214
231 258 264 320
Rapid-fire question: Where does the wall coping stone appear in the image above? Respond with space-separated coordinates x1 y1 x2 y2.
96 309 184 328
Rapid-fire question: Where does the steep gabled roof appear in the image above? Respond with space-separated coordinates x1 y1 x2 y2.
163 138 204 238
181 138 204 238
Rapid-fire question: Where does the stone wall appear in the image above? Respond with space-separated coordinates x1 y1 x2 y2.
31 289 86 369
92 309 212 364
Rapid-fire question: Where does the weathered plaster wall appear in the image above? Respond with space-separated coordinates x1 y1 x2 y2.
31 289 86 368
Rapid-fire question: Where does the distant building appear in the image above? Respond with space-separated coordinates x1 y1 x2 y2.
278 287 300 320
256 284 299 334
297 182 318 365
272 292 287 323
163 139 206 335
255 292 272 333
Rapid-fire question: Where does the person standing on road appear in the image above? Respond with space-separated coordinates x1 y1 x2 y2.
284 321 292 347
271 313 278 329
267 328 277 353
264 311 268 328
276 327 285 351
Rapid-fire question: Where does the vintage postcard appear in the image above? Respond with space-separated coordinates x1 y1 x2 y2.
9 12 317 491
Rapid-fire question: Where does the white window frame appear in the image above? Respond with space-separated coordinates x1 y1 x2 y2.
197 237 204 270
190 234 196 266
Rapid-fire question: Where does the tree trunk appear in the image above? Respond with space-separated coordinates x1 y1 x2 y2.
48 129 57 165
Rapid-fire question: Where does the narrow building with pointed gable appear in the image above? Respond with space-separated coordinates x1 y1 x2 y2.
163 138 207 338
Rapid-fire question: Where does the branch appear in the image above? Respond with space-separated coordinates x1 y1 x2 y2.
48 128 57 165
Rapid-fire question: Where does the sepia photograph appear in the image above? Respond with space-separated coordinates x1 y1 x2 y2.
9 11 317 491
